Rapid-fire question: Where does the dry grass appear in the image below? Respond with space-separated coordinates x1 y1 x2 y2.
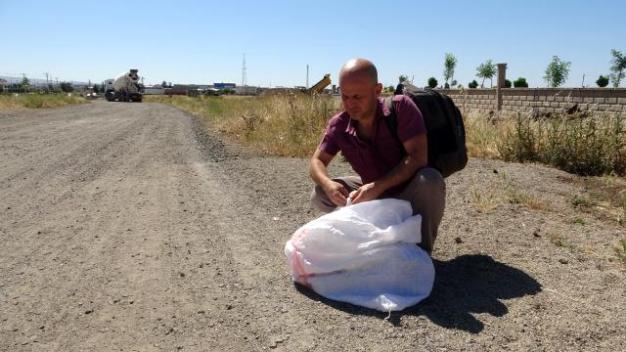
506 186 551 211
464 112 511 159
0 93 87 109
615 239 626 264
547 231 576 251
468 178 551 213
570 175 626 226
469 186 503 213
145 95 340 157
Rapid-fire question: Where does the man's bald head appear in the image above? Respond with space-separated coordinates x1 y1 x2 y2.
339 58 378 85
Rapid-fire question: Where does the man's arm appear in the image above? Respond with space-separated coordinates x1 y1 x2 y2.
350 133 427 203
310 148 350 206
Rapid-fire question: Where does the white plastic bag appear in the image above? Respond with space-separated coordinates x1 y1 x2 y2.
285 198 435 312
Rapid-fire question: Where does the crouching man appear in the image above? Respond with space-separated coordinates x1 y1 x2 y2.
309 58 445 253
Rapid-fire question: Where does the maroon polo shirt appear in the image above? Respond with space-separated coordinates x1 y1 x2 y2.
319 95 426 194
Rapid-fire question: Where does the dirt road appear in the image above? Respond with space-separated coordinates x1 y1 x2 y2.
1 101 624 351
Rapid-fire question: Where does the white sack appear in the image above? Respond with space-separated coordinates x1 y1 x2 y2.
285 198 434 312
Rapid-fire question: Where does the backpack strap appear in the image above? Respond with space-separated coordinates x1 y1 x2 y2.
383 96 405 154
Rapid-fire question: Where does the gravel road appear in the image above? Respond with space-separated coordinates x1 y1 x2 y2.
1 101 624 351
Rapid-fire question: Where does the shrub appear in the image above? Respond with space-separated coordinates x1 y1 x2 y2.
497 113 626 176
596 75 609 87
427 77 438 88
513 77 528 88
468 80 478 89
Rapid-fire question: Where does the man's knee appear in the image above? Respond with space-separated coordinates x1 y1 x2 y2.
413 167 445 191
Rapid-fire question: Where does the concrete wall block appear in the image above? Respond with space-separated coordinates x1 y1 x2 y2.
618 97 626 105
594 97 605 104
605 97 618 104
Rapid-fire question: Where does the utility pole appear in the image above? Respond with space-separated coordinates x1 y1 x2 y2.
306 64 309 89
241 53 247 87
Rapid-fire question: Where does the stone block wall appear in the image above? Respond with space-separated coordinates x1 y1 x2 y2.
438 88 626 117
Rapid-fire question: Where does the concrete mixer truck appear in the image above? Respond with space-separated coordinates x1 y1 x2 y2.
104 69 143 102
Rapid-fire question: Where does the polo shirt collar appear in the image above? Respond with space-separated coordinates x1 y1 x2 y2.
345 98 386 135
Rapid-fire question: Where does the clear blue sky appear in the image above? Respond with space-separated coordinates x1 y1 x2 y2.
1 0 624 88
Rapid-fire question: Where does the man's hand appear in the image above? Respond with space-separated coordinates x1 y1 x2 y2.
323 181 349 207
349 182 382 204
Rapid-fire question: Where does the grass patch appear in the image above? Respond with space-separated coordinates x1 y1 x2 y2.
464 112 509 159
615 239 626 264
469 186 502 213
495 113 626 176
147 95 626 177
548 232 576 251
506 187 550 211
465 110 626 176
145 95 340 157
573 175 626 226
0 93 87 109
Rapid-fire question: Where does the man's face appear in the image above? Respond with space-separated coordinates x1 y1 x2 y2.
339 75 382 121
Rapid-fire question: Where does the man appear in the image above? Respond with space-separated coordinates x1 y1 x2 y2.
309 58 446 253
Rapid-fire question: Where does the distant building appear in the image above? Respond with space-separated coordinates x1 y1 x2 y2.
213 82 236 90
235 86 259 95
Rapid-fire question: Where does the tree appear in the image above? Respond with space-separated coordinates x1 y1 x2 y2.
513 77 528 88
544 56 571 87
596 75 609 87
427 77 438 88
20 76 30 92
443 53 457 87
476 60 496 88
398 75 409 83
504 79 512 88
609 49 626 87
60 82 74 92
468 80 478 88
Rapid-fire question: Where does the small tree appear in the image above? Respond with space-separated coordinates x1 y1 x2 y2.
504 79 512 88
609 49 626 87
468 80 478 88
60 82 74 92
513 77 528 88
544 56 571 87
427 77 438 88
443 53 457 87
20 76 30 92
596 75 609 87
399 74 409 83
476 60 496 88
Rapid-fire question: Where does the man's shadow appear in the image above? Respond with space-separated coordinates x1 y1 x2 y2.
295 254 542 333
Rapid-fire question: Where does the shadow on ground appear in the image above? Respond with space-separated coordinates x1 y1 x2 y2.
295 254 542 333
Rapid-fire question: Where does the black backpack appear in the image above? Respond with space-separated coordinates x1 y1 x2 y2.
384 84 467 178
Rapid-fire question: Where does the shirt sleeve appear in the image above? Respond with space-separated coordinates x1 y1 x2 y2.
395 95 427 142
318 121 340 156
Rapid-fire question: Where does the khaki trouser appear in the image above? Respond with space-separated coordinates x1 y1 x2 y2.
310 167 446 253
